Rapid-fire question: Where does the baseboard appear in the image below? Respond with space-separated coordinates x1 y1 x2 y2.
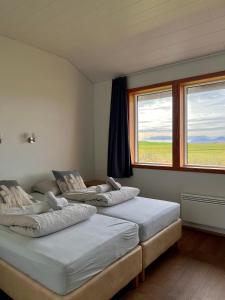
183 221 225 237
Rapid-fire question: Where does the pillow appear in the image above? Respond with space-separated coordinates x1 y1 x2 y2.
52 170 86 193
32 179 60 195
0 181 16 203
0 180 33 208
0 180 18 186
0 180 19 204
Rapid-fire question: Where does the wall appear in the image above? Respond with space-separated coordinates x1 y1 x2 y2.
94 53 225 202
0 36 94 190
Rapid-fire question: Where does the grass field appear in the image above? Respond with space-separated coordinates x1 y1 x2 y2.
138 141 225 166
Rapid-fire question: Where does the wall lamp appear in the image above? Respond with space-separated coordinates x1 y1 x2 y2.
27 133 36 144
0 133 37 144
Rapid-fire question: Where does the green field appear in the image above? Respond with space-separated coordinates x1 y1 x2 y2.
138 141 225 166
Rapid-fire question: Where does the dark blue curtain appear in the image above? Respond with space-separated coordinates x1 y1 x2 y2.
107 76 133 178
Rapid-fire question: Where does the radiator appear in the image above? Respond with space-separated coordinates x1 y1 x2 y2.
181 193 225 230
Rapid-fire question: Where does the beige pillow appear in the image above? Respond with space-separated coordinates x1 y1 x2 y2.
0 180 18 203
32 180 60 195
0 182 33 208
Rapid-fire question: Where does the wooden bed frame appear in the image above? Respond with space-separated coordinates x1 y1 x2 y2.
140 218 182 281
0 219 181 300
0 246 142 300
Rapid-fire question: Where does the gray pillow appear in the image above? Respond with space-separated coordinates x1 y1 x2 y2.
0 180 18 187
32 180 60 196
52 170 86 193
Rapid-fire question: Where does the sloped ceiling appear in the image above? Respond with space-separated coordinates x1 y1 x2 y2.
0 0 225 82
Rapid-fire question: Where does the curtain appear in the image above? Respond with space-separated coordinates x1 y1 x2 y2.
107 76 133 178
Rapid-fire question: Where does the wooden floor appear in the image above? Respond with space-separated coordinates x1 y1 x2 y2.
113 228 225 300
1 228 225 300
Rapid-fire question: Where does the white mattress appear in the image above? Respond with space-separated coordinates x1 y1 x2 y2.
97 197 180 242
0 214 139 295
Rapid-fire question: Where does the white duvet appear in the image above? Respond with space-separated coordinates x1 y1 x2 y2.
64 186 140 206
0 203 96 237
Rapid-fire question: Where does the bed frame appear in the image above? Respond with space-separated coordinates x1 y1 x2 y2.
140 218 182 281
0 219 182 299
0 246 142 300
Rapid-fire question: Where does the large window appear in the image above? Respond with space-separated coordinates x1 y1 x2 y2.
129 72 225 173
136 88 173 165
185 80 225 168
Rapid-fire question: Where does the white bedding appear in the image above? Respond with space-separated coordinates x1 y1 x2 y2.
0 214 139 295
0 203 96 237
97 197 180 242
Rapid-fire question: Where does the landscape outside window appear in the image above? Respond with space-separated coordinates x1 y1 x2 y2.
130 72 225 173
137 90 173 165
185 81 225 167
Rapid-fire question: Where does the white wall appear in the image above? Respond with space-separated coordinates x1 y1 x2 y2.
94 53 225 202
0 36 94 190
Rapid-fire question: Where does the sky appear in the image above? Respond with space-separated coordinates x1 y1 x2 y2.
138 83 225 142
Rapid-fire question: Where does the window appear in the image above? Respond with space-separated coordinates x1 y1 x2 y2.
129 71 225 173
184 80 225 168
136 88 173 165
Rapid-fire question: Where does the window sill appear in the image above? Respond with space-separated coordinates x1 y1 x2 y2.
179 166 225 174
132 163 173 171
132 164 225 174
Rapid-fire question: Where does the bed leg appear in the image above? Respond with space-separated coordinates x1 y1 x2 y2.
140 269 145 282
132 275 139 288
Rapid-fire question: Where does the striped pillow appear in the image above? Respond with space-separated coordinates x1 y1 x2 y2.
52 170 86 193
0 181 33 209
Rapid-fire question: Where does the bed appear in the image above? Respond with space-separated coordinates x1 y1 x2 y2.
97 196 182 280
0 214 142 300
30 192 182 280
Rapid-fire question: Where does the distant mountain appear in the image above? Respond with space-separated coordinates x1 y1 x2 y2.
144 136 172 142
188 136 225 143
145 136 171 141
216 137 225 142
141 135 225 143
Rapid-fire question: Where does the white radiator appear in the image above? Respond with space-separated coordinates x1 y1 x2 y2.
181 193 225 231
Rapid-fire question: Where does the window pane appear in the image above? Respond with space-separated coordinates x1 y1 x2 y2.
137 89 173 165
186 80 225 167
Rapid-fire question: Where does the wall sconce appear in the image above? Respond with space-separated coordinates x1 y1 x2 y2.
27 133 36 144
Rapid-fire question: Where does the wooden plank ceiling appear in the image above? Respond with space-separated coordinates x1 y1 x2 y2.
0 0 225 82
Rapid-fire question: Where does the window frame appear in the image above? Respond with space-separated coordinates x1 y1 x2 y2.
128 71 225 174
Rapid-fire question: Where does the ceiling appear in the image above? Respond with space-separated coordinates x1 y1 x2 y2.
1 0 225 82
